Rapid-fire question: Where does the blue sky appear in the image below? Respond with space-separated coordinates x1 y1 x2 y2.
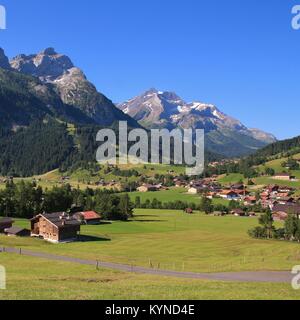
0 0 299 140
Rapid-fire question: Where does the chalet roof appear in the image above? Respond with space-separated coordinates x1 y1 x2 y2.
231 208 245 214
244 196 256 201
32 213 81 228
76 211 101 220
272 204 300 215
4 226 29 235
0 217 14 225
231 183 244 189
220 190 238 195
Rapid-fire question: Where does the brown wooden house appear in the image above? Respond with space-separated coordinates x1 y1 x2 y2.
0 218 14 233
30 212 81 243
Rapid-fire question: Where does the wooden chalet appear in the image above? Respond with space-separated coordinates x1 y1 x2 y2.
31 212 81 243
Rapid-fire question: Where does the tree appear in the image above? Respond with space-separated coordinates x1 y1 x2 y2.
258 209 275 239
285 214 298 240
200 196 213 214
135 196 141 208
119 194 134 219
248 226 267 239
265 167 275 176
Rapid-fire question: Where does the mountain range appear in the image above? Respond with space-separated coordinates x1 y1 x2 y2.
0 47 278 175
118 89 276 157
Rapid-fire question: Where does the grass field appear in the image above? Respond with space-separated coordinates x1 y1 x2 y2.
0 253 299 300
1 209 300 274
125 187 229 206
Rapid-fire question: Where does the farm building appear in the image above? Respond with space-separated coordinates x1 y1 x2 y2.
0 218 14 233
273 173 295 181
4 226 30 237
30 212 81 243
73 211 102 225
231 208 246 217
137 184 158 192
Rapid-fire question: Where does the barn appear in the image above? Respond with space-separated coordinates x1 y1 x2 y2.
30 212 81 243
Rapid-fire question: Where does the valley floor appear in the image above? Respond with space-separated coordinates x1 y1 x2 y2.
0 209 300 299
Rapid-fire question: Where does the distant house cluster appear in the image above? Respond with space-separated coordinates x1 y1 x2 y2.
137 183 165 192
272 172 297 181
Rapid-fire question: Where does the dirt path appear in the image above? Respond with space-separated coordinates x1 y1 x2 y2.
1 247 293 283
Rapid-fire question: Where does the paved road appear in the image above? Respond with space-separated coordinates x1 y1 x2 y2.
0 247 293 283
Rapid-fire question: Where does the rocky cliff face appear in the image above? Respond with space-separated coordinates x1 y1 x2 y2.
9 48 138 127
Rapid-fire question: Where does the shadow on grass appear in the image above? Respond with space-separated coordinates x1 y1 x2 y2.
130 219 167 223
78 235 111 242
135 215 160 218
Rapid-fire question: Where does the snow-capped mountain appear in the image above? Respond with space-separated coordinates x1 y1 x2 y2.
118 89 277 157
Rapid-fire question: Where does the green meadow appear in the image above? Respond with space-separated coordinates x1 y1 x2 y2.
124 187 229 206
1 209 300 274
0 253 299 300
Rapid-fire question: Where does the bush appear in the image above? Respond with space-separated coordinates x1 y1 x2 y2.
248 227 267 239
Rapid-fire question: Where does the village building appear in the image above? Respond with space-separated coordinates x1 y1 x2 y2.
244 196 257 206
219 190 240 200
188 186 204 194
231 208 246 217
230 183 245 190
272 204 300 221
276 197 294 205
273 173 295 181
73 211 102 225
213 211 227 216
137 184 158 192
0 218 14 233
4 226 30 237
30 212 81 243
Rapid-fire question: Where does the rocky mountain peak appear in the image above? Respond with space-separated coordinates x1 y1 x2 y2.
10 48 74 82
118 88 277 156
41 47 57 55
